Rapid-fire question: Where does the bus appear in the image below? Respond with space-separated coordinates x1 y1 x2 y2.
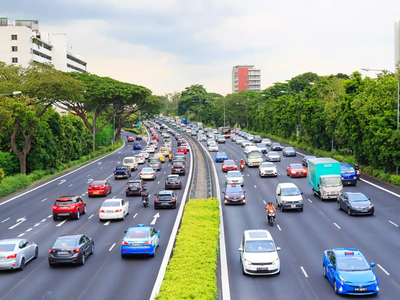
244 149 263 167
219 127 232 138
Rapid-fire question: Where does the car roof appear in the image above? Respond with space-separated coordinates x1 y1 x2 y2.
123 156 136 159
103 198 122 203
340 163 353 167
128 226 150 231
128 180 142 183
59 233 81 238
331 248 363 258
278 182 298 188
0 239 25 244
244 230 273 241
217 152 227 155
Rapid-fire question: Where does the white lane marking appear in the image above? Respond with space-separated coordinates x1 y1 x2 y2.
100 167 103 169
150 213 160 225
157 181 160 184
164 172 166 174
17 233 24 237
133 213 137 218
308 199 313 203
263 200 266 205
0 140 125 208
58 179 67 185
1 218 10 223
111 161 113 163
389 220 399 227
8 217 26 229
247 174 249 177
41 219 46 222
81 193 85 196
87 179 93 184
34 223 40 227
26 228 32 232
296 151 306 156
300 266 309 278
254 185 257 188
47 215 52 218
333 222 341 229
377 264 390 275
68 184 73 187
56 219 67 227
87 174 90 177
104 221 110 226
41 198 47 202
98 162 102 165
88 214 94 220
277 224 282 231
109 243 116 251
360 178 400 198
112 196 116 199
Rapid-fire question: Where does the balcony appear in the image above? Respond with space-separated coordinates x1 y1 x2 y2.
67 59 86 72
32 53 52 64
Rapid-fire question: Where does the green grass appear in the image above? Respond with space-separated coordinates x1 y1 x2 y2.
156 198 220 300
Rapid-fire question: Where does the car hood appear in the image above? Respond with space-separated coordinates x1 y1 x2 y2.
244 251 278 264
225 192 244 198
350 201 371 207
281 195 303 202
269 154 280 158
260 167 276 171
339 270 375 283
292 168 305 172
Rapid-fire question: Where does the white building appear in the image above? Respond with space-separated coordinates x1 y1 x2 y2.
231 65 261 93
395 21 400 70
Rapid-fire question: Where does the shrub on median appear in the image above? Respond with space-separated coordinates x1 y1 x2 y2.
156 198 220 300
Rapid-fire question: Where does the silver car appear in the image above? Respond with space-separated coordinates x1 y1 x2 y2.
236 137 245 145
0 239 38 270
140 167 157 180
226 171 244 186
207 138 215 146
261 139 272 146
266 151 281 162
259 162 278 177
208 143 219 152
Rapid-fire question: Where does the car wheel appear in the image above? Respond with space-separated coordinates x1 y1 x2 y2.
323 264 327 278
80 253 85 266
173 203 177 209
154 204 157 209
300 208 303 212
280 205 283 212
53 214 58 221
347 207 351 216
276 199 279 207
34 247 39 259
121 254 126 258
76 210 80 220
151 247 156 257
126 192 129 197
337 201 341 210
83 205 87 215
242 264 246 275
88 194 92 198
19 258 25 271
91 243 95 255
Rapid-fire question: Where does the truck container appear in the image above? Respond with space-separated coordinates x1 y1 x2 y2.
307 158 342 200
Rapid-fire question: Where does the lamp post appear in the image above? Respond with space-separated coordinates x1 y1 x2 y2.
362 67 400 174
236 102 248 128
0 91 22 96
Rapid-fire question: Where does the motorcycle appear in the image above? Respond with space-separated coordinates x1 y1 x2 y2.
169 156 173 162
267 210 276 227
240 162 245 172
356 168 361 180
141 192 150 207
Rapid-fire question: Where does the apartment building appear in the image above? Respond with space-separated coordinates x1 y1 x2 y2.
232 65 261 93
395 21 400 68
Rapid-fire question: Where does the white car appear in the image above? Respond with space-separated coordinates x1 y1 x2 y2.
226 171 244 186
208 133 215 139
150 141 158 149
259 162 277 177
241 141 251 148
207 138 215 146
140 167 157 180
261 139 272 146
236 137 245 145
186 129 192 133
198 135 206 141
164 142 172 151
0 238 38 270
135 154 146 164
139 151 149 159
239 230 281 275
99 198 129 221
123 156 138 171
145 146 155 153
247 135 255 141
276 183 304 211
208 143 219 152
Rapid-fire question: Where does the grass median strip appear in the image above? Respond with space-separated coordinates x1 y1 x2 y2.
156 198 220 300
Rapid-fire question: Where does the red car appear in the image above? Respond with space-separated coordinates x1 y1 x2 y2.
286 163 307 178
222 159 237 172
177 146 187 154
152 136 159 142
127 136 134 142
53 196 86 221
151 131 157 136
88 180 112 197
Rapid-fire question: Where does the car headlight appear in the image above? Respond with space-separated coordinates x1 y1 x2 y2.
368 205 374 209
272 258 279 265
341 177 344 180
244 259 252 265
339 275 348 284
240 195 245 199
224 195 229 199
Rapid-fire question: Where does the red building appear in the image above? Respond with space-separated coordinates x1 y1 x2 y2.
231 65 261 93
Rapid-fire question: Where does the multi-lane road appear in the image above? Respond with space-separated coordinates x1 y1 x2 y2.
200 137 400 300
0 130 192 300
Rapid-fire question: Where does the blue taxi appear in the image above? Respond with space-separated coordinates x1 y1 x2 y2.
121 224 159 257
340 163 357 186
215 152 228 162
133 142 141 150
323 248 379 295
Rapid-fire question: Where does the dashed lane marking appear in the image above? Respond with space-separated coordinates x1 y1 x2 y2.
133 213 137 218
89 214 94 220
17 233 24 237
1 218 10 223
56 219 67 227
300 266 309 278
389 220 399 227
47 215 52 218
308 199 312 203
333 222 341 229
377 264 390 275
26 228 32 232
34 223 40 227
41 198 47 202
41 219 46 222
109 243 116 251
277 225 282 231
104 221 110 226
254 185 257 188
68 184 73 187
263 200 266 205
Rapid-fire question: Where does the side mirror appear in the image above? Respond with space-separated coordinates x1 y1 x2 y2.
222 192 226 194
124 230 127 233
369 198 371 201
327 263 334 269
238 247 243 252
301 192 304 195
277 193 281 196
371 263 375 267
276 247 281 251
244 191 246 193
317 184 320 187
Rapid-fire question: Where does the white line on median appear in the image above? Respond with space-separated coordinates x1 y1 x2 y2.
88 214 94 220
308 199 312 203
333 222 341 229
1 218 10 223
263 200 266 205
56 219 67 227
389 220 399 227
104 221 110 226
41 198 47 202
277 224 282 231
377 264 390 275
109 243 116 251
133 213 137 218
300 266 309 278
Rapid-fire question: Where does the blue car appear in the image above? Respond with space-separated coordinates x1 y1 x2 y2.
340 163 357 186
133 142 141 150
215 152 228 162
323 248 379 295
121 224 159 257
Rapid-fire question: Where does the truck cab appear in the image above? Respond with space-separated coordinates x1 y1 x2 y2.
340 163 357 186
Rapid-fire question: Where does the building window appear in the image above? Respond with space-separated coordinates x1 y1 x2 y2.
11 34 17 40
12 46 18 52
12 57 18 63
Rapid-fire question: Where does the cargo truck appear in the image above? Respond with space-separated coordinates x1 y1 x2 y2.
307 158 343 200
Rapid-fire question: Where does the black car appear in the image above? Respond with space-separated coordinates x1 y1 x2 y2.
114 165 131 179
48 234 94 267
302 155 317 167
165 175 183 189
136 135 142 141
222 184 246 205
254 135 262 143
271 143 282 151
177 139 185 146
154 190 178 209
257 143 268 153
126 180 145 196
337 192 374 216
171 161 186 175
283 146 296 157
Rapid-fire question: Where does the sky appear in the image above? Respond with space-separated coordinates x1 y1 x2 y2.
2 0 400 95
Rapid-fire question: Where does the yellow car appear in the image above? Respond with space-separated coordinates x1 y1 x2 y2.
154 153 165 163
159 146 170 157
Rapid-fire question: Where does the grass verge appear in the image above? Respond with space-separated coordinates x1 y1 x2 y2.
156 198 220 300
0 138 124 199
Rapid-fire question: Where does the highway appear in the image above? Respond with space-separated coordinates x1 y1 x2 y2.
200 137 400 300
0 130 192 300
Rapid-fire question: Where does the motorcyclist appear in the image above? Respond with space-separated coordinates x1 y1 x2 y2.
266 201 276 222
168 153 173 161
240 159 245 171
354 163 360 171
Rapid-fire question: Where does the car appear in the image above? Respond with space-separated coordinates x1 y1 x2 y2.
226 170 244 186
53 196 86 221
207 138 215 146
241 141 251 148
208 143 219 152
147 157 162 171
48 234 94 267
165 174 183 189
99 198 129 221
215 152 228 162
121 225 159 257
239 230 281 275
231 135 238 142
266 151 281 162
276 183 304 211
126 180 146 196
127 136 134 142
186 128 192 134
177 139 185 146
271 143 282 151
152 135 159 142
150 140 158 149
0 239 38 270
340 163 358 186
323 248 379 295
222 159 238 172
177 146 187 154
140 151 149 159
283 146 296 156
133 142 141 150
123 156 138 171
247 135 254 141
181 142 190 151
217 136 226 143
257 143 268 153
164 142 172 151
135 135 142 141
223 184 246 205
337 192 374 216
171 161 186 175
113 165 132 179
154 190 178 209
259 162 277 177
236 137 245 145
174 153 187 160
208 133 215 139
261 139 272 146
302 155 316 167
159 146 170 157
154 153 165 163
286 163 307 178
139 167 157 180
145 146 155 153
88 180 112 197
254 135 262 143
198 135 207 141
135 154 146 164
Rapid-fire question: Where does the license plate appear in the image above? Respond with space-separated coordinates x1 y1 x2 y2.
175 169 181 171
119 175 123 177
291 205 297 208
60 207 68 209
355 288 367 292
257 267 268 271
93 191 99 194
131 243 141 246
59 251 69 254
106 210 113 213
58 213 69 216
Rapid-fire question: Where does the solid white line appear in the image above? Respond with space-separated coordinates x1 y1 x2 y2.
56 219 67 227
308 199 312 203
157 181 160 184
296 151 306 156
277 224 282 231
17 233 24 237
41 198 47 202
263 200 266 205
88 214 94 220
377 264 390 275
333 222 341 229
0 140 126 207
26 228 32 232
104 221 110 226
300 266 309 278
34 223 40 227
109 243 116 251
360 178 400 198
1 218 10 223
112 196 116 199
68 184 73 187
133 213 137 218
389 220 399 227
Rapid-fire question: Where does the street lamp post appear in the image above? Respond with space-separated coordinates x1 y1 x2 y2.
362 68 400 174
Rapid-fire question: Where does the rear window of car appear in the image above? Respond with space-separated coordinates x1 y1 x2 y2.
124 159 134 163
173 162 184 167
55 200 74 205
128 182 140 187
142 168 153 172
126 230 149 239
53 237 78 247
116 166 127 170
91 181 104 186
102 201 121 207
158 195 173 200
0 244 16 252
149 158 159 162
167 176 179 182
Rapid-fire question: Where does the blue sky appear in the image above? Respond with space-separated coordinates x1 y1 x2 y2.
2 0 400 95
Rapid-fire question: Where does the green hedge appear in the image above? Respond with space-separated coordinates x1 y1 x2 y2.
0 169 4 183
123 127 147 136
0 138 123 198
156 198 220 300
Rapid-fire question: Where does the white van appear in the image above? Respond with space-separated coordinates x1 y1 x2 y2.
276 183 304 211
123 156 138 171
244 146 260 154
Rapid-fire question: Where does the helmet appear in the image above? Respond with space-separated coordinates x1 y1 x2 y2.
355 163 359 167
268 201 272 205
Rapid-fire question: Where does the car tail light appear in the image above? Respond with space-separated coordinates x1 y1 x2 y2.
99 209 105 213
6 253 17 259
113 171 116 174
150 173 154 175
171 198 176 201
143 241 152 245
115 209 122 212
53 205 57 210
155 198 159 202
182 166 185 169
166 181 169 184
88 186 92 189
140 173 143 175
121 241 129 245
345 251 354 255
171 166 174 169
69 205 75 209
126 184 129 188
72 248 80 253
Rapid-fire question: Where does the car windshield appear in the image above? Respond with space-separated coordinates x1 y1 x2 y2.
0 244 16 252
135 155 142 159
290 164 303 169
262 163 274 168
149 158 159 162
226 185 242 193
255 135 261 138
336 256 370 271
126 230 149 239
53 237 77 248
248 151 262 159
91 181 104 186
262 139 270 142
281 187 301 196
321 177 342 187
124 159 134 163
285 147 294 151
224 160 235 165
227 172 241 178
341 167 355 174
55 200 74 205
348 194 369 202
128 182 140 187
273 143 280 146
245 240 275 253
102 201 121 207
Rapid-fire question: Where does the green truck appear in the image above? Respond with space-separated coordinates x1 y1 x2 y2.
307 158 343 200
